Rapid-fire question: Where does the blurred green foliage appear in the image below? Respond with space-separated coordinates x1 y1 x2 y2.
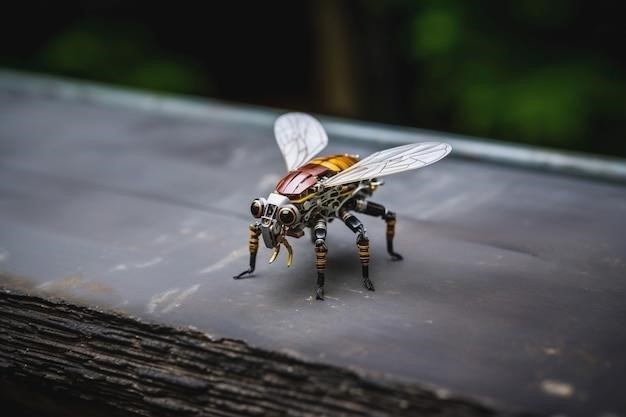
36 21 210 95
403 0 625 154
2 1 624 157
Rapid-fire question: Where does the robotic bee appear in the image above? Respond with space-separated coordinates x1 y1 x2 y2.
234 113 451 300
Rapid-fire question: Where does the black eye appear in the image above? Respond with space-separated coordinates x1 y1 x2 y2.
278 205 299 226
250 199 265 218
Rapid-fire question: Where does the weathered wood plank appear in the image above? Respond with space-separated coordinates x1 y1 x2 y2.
0 290 502 417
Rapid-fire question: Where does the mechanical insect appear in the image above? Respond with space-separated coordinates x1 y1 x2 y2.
234 113 451 300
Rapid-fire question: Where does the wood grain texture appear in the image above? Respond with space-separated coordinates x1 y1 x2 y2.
0 290 510 417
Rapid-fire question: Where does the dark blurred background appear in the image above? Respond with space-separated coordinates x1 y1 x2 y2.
2 0 625 157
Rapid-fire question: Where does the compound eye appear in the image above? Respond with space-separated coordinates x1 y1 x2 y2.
250 198 266 218
278 205 299 226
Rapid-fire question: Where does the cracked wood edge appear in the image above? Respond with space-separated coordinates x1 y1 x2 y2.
0 289 521 417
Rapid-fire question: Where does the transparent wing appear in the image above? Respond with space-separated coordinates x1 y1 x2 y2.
323 142 451 187
274 113 328 171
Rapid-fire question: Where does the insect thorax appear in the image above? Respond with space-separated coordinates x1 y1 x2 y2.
274 154 380 229
290 181 374 226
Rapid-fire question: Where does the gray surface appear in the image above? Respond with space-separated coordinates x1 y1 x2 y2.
1 85 626 417
3 69 626 183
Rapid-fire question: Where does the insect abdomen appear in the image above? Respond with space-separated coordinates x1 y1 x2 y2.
308 154 358 172
275 154 358 198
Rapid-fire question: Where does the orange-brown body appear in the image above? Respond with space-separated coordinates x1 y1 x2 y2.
275 154 358 199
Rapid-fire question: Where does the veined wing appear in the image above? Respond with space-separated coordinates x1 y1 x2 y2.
274 113 328 171
323 142 451 187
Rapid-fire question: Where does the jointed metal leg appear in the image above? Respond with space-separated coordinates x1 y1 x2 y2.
357 232 374 291
340 209 375 291
384 212 403 260
233 223 261 279
353 200 403 260
313 218 328 300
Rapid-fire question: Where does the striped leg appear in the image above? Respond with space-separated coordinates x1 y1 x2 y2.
357 233 373 291
340 209 375 291
353 200 403 260
233 223 261 279
384 212 403 260
313 218 328 300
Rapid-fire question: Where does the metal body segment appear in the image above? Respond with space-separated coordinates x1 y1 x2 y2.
275 154 359 198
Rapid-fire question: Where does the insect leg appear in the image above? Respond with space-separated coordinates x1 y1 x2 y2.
352 200 403 260
339 209 375 292
384 212 403 260
233 223 261 279
313 218 328 300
